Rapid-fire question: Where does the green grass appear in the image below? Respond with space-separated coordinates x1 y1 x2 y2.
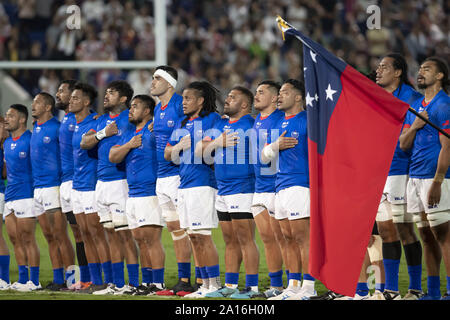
0 223 447 300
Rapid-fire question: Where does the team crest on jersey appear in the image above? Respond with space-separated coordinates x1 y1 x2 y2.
43 136 51 144
167 120 174 127
10 143 16 150
291 131 299 138
19 151 27 158
35 126 41 133
160 112 165 119
281 121 289 128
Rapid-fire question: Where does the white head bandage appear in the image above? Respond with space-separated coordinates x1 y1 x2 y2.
154 69 177 89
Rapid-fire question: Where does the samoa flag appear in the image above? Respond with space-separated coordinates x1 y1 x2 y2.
282 26 410 296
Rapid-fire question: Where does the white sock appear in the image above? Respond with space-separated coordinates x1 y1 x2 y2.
288 279 301 288
225 283 238 289
301 280 315 293
250 285 259 292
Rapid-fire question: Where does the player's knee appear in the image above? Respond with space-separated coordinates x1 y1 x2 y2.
427 211 450 228
413 213 430 229
391 204 408 223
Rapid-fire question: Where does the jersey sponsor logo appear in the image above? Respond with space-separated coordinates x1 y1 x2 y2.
62 116 68 123
167 120 174 127
74 125 79 132
44 202 52 207
15 210 25 216
19 151 27 158
160 112 165 119
43 136 51 144
394 196 405 201
85 206 94 211
230 205 239 209
192 222 202 226
35 127 41 133
281 121 289 128
290 212 300 217
10 143 16 150
138 218 146 223
418 107 425 112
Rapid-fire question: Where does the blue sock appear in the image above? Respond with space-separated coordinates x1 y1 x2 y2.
356 282 369 296
427 276 441 297
376 283 385 292
206 264 220 279
112 262 125 288
101 261 113 284
268 270 283 288
30 266 40 286
141 267 152 284
18 265 29 284
199 267 208 282
79 265 91 283
289 272 302 281
245 274 259 289
303 274 315 281
225 272 239 286
127 264 139 287
178 262 191 279
285 269 290 282
447 276 450 295
407 265 422 291
88 263 103 285
383 259 400 291
53 268 64 284
195 267 202 281
152 268 164 285
0 255 10 283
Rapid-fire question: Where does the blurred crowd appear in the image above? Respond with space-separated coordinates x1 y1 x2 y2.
0 0 449 110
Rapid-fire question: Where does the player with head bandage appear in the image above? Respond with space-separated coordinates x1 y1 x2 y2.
399 56 450 300
264 79 316 300
3 104 42 291
30 92 76 291
80 80 139 295
109 95 166 295
164 81 222 298
151 65 197 296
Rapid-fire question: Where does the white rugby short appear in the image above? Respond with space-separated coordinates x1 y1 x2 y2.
33 186 61 215
407 178 450 214
0 192 4 216
251 192 276 217
177 186 218 230
4 198 36 219
275 186 310 220
381 175 408 204
71 189 97 215
156 175 181 222
95 179 129 230
215 193 253 214
59 180 73 213
126 196 164 229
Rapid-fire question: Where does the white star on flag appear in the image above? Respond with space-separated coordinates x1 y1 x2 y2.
306 92 315 107
314 93 319 101
325 84 337 101
310 51 317 63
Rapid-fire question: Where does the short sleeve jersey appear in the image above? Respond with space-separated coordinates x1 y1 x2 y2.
94 109 133 182
153 93 185 178
4 131 33 201
30 117 61 188
270 111 309 192
116 120 158 197
404 90 450 179
213 114 255 196
168 112 221 189
59 112 76 183
72 113 98 191
251 109 285 193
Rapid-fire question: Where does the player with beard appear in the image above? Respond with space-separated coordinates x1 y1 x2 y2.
55 80 91 289
400 57 450 300
81 80 139 294
110 95 166 295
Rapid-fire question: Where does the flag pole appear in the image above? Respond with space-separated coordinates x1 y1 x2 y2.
276 16 449 140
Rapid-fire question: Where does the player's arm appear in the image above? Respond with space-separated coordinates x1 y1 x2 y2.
2 160 6 180
164 134 191 164
81 121 118 150
399 111 428 151
260 131 297 163
427 131 450 206
109 134 142 163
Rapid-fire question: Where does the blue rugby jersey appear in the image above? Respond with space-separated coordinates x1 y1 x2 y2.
116 120 158 197
270 111 309 192
94 109 134 182
251 109 284 193
30 117 61 188
59 112 76 183
4 131 34 201
72 113 98 191
388 84 423 176
168 112 221 189
213 114 255 196
405 90 450 179
153 93 184 178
